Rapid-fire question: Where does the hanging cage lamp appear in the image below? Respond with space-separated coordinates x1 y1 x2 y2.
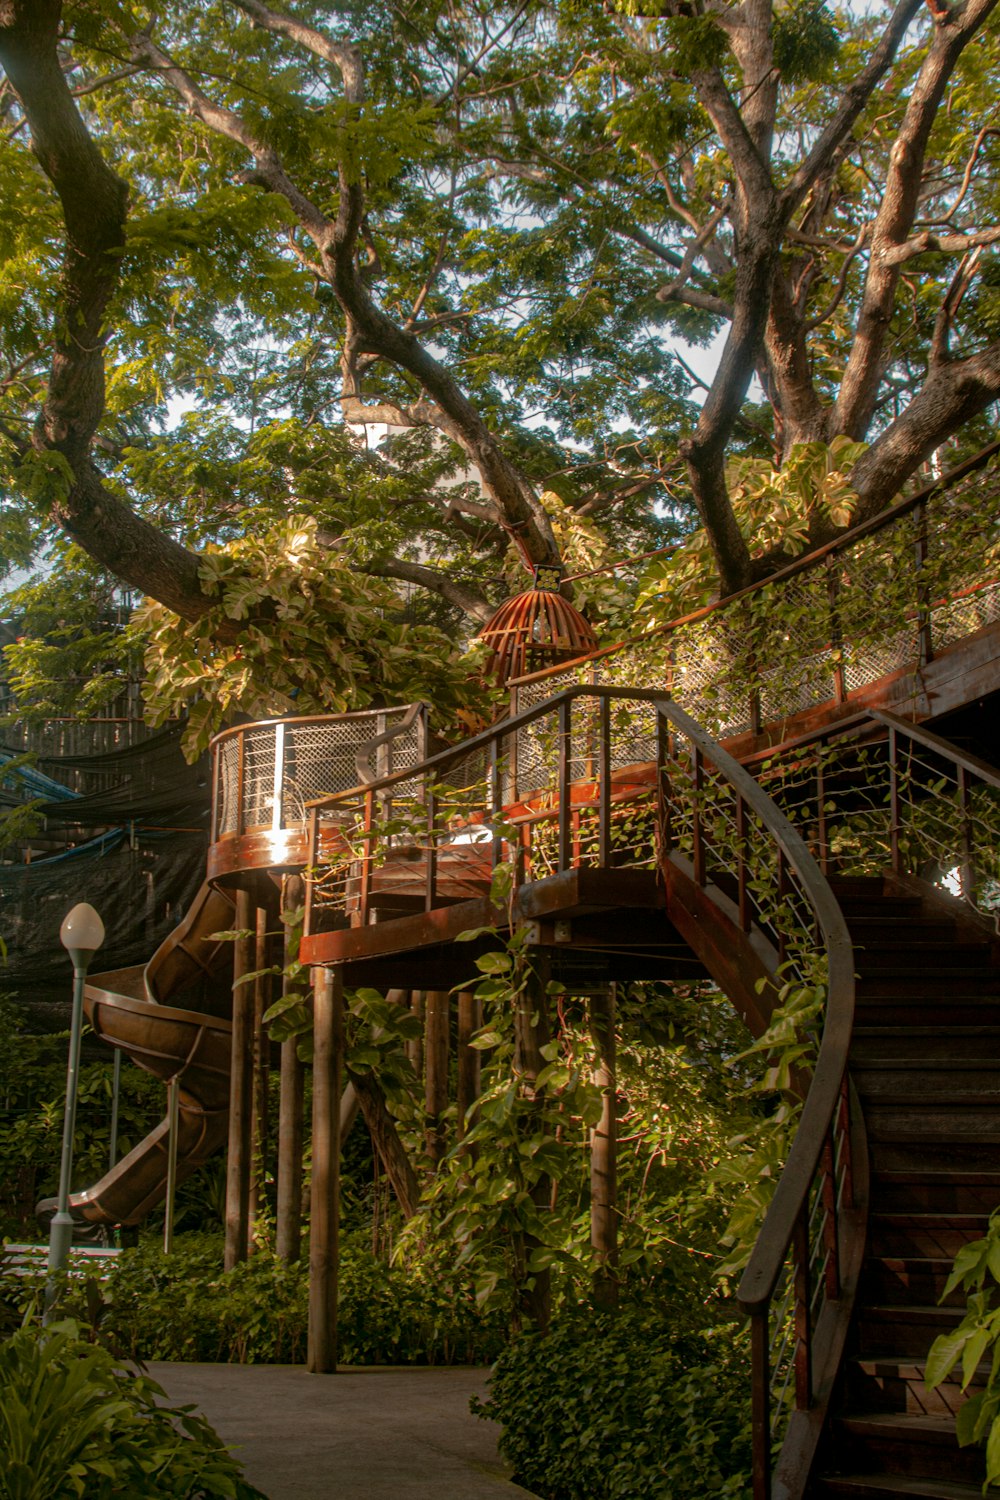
478 584 599 687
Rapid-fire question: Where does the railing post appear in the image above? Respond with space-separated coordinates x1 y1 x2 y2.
359 788 374 924
736 794 751 933
777 848 789 964
236 729 245 839
816 755 829 875
558 698 571 872
821 1129 840 1301
958 765 974 900
826 558 847 705
915 499 934 667
888 727 901 874
793 1203 812 1411
751 1311 771 1500
839 1076 855 1212
425 782 438 911
692 746 705 887
599 696 612 868
657 712 672 859
489 741 503 875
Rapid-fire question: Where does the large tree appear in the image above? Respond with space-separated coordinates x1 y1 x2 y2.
0 0 997 645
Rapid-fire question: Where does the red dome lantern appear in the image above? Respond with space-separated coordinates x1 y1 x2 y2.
478 584 599 686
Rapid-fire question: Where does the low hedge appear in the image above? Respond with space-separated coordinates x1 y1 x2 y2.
95 1232 506 1366
474 1305 752 1500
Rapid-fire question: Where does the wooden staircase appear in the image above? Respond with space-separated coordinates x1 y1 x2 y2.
812 875 1000 1499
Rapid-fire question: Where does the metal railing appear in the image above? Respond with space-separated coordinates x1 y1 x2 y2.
209 704 428 847
303 686 860 1497
513 442 1000 743
745 708 1000 926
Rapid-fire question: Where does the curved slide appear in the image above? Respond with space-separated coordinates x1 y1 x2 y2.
39 883 238 1229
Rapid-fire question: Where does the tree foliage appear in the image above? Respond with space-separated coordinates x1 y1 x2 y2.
0 0 998 721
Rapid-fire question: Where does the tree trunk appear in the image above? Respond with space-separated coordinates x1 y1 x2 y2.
350 1070 420 1220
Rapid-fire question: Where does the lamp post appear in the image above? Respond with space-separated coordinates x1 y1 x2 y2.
44 901 105 1320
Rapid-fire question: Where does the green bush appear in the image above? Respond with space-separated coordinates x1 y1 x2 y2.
0 1319 263 1499
92 1231 505 1366
474 1306 752 1500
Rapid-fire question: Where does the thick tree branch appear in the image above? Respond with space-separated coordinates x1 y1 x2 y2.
883 223 1000 264
848 338 1000 515
781 0 924 213
364 557 493 623
834 0 1000 438
0 0 207 620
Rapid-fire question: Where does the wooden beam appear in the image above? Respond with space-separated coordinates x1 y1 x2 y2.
308 965 343 1374
224 887 254 1271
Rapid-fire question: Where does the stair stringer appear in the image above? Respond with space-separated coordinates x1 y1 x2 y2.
662 853 871 1500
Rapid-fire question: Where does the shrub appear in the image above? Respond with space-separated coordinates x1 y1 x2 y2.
474 1305 752 1500
91 1231 505 1366
0 1319 263 1499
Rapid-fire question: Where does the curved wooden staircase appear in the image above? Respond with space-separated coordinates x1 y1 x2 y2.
290 445 1000 1490
815 874 1000 1500
295 681 1000 1498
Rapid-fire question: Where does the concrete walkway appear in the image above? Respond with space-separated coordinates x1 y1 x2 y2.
149 1363 539 1500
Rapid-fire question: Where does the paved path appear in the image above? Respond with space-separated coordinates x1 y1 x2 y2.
149 1363 539 1500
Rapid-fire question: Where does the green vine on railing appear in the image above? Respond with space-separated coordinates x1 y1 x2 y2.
925 1209 1000 1485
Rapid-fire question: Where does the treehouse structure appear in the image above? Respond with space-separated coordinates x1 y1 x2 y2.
65 441 1000 1499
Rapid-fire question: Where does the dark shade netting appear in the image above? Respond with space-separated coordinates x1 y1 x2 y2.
26 723 211 827
0 830 209 1027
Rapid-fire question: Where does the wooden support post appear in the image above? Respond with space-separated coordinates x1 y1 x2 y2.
457 991 481 1137
276 875 305 1263
225 888 255 1271
589 985 618 1310
308 965 343 1374
424 990 450 1164
407 991 424 1079
248 905 271 1240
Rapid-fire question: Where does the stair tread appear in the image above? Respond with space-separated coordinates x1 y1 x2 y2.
872 1212 988 1226
873 1170 1000 1186
837 1412 960 1441
854 1059 1000 1070
817 1475 995 1499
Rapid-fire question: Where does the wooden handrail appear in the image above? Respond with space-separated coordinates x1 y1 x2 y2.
661 703 857 1314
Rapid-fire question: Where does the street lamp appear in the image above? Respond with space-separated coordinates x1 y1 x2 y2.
44 901 105 1320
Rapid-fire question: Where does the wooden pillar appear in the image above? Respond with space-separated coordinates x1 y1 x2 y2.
248 905 271 1239
457 990 482 1137
276 875 305 1263
590 985 619 1310
424 990 450 1164
407 991 424 1079
224 888 254 1271
308 965 344 1374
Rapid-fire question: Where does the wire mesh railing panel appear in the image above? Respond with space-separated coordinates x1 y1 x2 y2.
217 736 242 836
